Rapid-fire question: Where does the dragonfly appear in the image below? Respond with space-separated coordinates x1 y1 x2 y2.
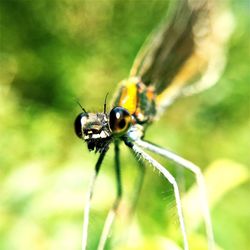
74 0 233 249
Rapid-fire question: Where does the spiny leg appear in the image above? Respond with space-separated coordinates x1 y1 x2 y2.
82 150 107 250
97 142 122 250
135 139 214 250
124 140 189 250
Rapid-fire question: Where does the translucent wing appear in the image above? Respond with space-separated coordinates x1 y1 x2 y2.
130 0 234 115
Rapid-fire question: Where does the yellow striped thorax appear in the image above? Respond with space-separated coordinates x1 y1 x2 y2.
113 77 157 124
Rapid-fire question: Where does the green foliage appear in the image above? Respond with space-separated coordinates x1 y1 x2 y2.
0 1 249 250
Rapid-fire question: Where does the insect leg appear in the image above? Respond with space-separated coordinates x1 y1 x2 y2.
97 142 122 250
134 139 214 250
124 139 189 250
82 150 107 250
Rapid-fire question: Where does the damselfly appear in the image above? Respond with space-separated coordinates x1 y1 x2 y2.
74 0 233 249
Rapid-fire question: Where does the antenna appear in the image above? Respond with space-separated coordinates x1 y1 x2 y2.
103 92 109 113
76 100 88 115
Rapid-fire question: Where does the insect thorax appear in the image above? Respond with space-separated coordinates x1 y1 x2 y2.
112 77 157 124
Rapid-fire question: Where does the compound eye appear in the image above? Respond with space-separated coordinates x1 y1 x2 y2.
74 113 86 138
109 107 132 134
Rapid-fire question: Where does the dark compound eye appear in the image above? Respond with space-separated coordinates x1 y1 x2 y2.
74 113 86 138
109 107 132 135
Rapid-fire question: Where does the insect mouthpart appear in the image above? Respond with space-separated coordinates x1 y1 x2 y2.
74 112 112 152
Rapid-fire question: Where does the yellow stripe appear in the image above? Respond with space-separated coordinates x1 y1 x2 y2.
118 79 138 114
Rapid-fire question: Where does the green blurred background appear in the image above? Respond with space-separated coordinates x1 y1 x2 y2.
0 0 249 250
